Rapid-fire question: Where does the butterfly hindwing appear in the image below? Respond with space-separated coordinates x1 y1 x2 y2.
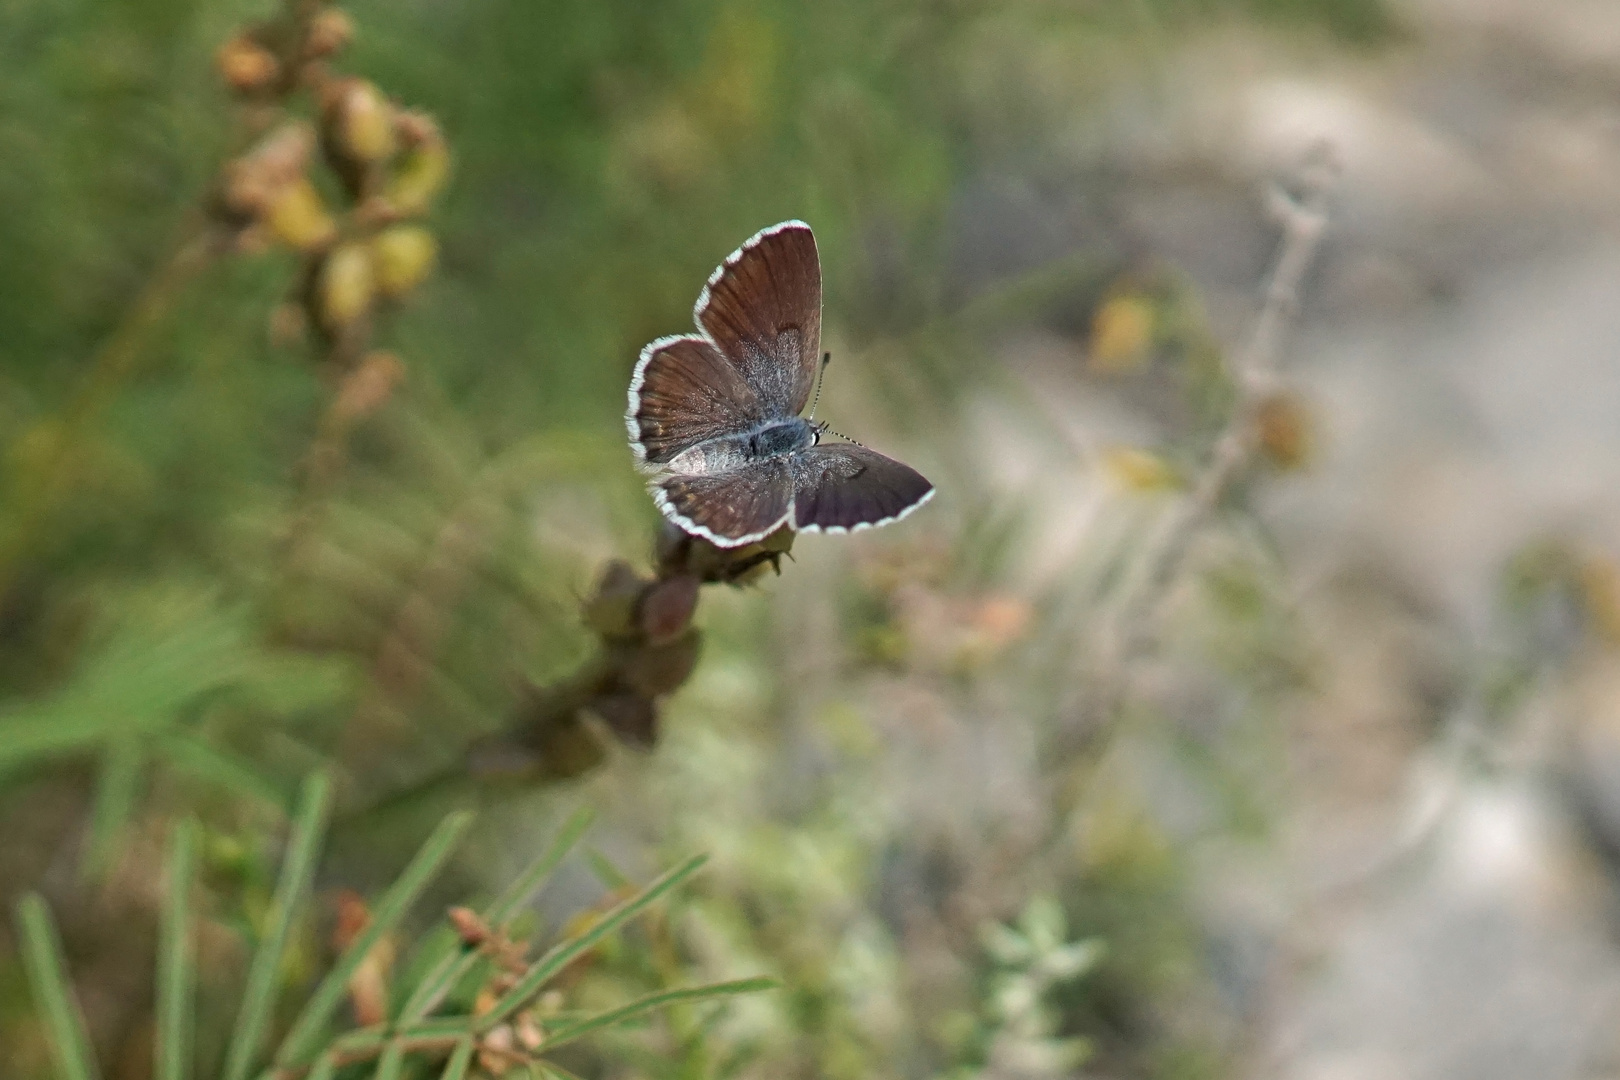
790 443 935 534
654 458 794 546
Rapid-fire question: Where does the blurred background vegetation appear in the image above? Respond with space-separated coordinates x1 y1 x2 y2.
16 0 1620 1078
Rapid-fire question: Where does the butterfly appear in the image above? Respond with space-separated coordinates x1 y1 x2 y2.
626 220 934 548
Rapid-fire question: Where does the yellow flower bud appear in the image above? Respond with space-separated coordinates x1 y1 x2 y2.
371 225 438 298
263 177 336 252
317 242 375 330
1089 292 1156 373
328 78 397 164
384 118 451 215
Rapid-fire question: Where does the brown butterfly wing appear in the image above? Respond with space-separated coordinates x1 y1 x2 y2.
654 458 793 547
790 443 934 534
694 220 822 418
627 335 764 467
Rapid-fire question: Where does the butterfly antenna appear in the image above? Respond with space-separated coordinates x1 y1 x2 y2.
806 352 832 420
816 424 867 449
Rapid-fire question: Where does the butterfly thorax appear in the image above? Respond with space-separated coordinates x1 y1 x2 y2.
665 416 818 475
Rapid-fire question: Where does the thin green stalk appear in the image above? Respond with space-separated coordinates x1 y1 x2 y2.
437 1039 474 1080
373 1041 407 1080
397 805 594 1024
156 819 199 1080
223 772 333 1080
15 894 103 1080
476 853 707 1032
536 977 778 1053
273 810 475 1068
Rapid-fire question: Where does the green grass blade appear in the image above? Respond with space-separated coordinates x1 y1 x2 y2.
536 1060 588 1080
156 819 198 1080
222 772 333 1080
486 806 595 925
477 853 707 1032
536 978 777 1052
273 810 475 1068
437 1038 474 1080
373 1040 406 1080
398 805 594 1024
15 893 103 1080
306 1052 338 1080
155 731 289 812
83 736 142 881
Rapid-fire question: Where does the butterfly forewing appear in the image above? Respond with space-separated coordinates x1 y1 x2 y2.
790 444 935 534
655 458 794 546
694 221 822 418
629 335 764 467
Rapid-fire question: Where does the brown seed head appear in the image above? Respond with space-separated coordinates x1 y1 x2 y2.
305 8 355 58
216 34 280 95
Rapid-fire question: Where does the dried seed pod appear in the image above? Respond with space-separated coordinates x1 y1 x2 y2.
448 906 487 946
583 561 648 638
221 123 315 217
305 8 354 58
478 1024 515 1075
263 177 337 251
332 350 406 424
316 242 376 331
587 691 658 748
216 33 280 95
618 631 701 698
371 225 438 298
638 574 699 644
515 1012 545 1051
1254 390 1313 470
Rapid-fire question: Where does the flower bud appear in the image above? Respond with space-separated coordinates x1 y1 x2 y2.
317 242 375 331
583 561 648 638
384 115 451 215
587 691 658 748
305 8 354 58
326 78 397 164
216 33 280 95
618 631 701 698
222 123 314 217
639 574 699 644
1089 291 1156 373
371 225 438 298
1253 390 1313 470
263 177 337 251
332 351 405 424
